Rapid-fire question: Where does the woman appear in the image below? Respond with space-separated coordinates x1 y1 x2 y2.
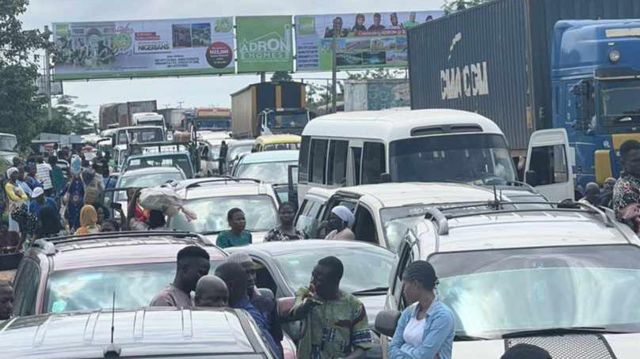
264 202 305 241
216 208 252 249
36 205 63 239
352 13 366 32
5 167 28 235
75 205 100 235
324 206 355 241
127 189 149 230
389 261 455 359
64 174 85 231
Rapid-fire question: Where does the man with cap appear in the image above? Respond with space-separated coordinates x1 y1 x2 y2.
227 252 283 353
324 205 356 241
29 187 58 221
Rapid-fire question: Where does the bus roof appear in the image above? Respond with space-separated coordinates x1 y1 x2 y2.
302 109 504 141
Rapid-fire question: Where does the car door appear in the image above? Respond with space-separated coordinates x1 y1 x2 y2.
525 128 574 202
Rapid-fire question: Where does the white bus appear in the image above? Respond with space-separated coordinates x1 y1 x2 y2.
297 109 573 203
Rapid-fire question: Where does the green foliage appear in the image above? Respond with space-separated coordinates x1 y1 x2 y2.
346 68 407 80
271 71 292 83
41 95 95 135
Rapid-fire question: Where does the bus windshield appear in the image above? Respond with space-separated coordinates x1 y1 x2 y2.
195 118 231 131
389 134 516 185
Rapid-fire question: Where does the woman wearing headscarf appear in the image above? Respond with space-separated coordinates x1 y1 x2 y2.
324 205 356 241
388 261 455 359
63 174 85 231
75 205 100 235
5 167 29 235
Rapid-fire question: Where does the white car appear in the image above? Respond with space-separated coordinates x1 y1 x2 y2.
375 202 640 358
167 177 280 243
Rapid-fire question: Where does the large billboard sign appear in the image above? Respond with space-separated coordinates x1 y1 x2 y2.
235 16 294 73
295 11 442 72
52 17 235 80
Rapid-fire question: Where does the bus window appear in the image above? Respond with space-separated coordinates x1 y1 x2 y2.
328 140 348 186
299 136 311 183
351 147 362 186
310 139 328 184
362 142 385 184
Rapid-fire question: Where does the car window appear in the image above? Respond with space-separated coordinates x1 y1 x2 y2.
393 240 415 310
353 205 377 244
13 259 41 316
45 261 222 313
529 145 569 185
295 199 323 238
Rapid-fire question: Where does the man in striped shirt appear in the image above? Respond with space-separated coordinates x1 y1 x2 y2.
35 156 53 196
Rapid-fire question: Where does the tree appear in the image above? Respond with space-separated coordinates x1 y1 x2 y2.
346 68 407 80
271 71 292 83
41 95 96 135
0 0 49 149
443 0 491 14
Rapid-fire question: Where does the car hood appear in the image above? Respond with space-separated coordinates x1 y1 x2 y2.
357 294 386 328
453 333 640 358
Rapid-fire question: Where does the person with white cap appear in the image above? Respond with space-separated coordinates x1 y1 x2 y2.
29 187 58 221
4 167 28 234
324 205 356 241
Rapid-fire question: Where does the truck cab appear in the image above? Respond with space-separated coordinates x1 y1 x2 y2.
131 112 165 129
258 108 310 136
552 20 640 188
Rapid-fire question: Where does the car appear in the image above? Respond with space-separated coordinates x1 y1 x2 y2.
0 307 294 358
167 177 280 243
375 202 640 359
11 231 225 316
232 150 299 203
122 152 195 178
107 166 187 218
253 134 301 152
295 182 548 253
224 139 256 174
228 240 395 358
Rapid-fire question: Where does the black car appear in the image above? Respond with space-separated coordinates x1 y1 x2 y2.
0 308 281 358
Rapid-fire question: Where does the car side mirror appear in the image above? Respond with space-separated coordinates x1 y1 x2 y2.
525 170 538 187
374 309 401 337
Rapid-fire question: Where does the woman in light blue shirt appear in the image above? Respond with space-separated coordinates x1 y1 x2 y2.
389 261 455 359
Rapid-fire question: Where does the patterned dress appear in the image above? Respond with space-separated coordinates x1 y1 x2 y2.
264 227 305 242
613 173 640 220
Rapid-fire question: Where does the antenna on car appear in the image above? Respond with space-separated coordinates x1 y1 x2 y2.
103 291 121 358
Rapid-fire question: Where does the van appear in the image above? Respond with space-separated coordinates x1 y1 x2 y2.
297 109 572 203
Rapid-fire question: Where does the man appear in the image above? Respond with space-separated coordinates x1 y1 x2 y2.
403 12 419 29
598 177 617 208
227 252 283 351
389 12 402 29
579 182 600 205
35 156 54 196
150 246 210 308
324 206 355 241
215 262 282 359
24 163 43 190
29 187 58 221
368 13 386 32
0 281 13 321
194 275 229 307
325 17 349 38
613 140 640 229
289 256 371 359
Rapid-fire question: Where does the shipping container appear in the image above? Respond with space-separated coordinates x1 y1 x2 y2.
344 79 410 112
408 0 640 153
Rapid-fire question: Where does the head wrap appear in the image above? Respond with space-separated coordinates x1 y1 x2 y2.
331 206 355 227
6 167 18 178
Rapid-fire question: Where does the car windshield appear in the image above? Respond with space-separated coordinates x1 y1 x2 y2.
118 128 164 144
429 245 640 339
45 261 222 313
196 118 231 131
389 134 517 184
228 144 254 161
115 171 185 201
234 161 297 184
0 135 17 152
169 195 277 233
600 79 640 127
274 245 394 293
267 112 309 129
126 155 193 178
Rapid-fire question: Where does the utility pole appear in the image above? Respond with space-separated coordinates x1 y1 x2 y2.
44 25 52 122
331 32 337 113
260 72 266 83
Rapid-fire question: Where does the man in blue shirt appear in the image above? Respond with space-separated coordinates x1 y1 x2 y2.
215 262 282 359
29 187 58 221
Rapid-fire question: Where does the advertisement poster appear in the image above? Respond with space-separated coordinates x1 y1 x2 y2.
295 11 442 72
53 17 235 80
236 16 294 73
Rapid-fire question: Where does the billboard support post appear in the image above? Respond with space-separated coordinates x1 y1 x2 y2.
331 33 337 114
44 25 52 123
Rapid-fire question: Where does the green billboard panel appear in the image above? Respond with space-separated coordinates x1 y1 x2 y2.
236 16 294 73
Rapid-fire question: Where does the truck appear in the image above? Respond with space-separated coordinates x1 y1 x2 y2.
131 112 165 129
408 0 640 200
157 108 187 131
231 81 310 138
98 100 158 130
344 79 410 111
186 107 232 133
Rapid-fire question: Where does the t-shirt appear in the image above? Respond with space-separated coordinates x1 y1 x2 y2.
36 163 53 190
216 230 252 249
149 284 192 308
293 288 372 359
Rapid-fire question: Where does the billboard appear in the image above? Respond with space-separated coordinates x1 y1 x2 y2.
295 11 442 72
52 17 235 80
236 16 294 73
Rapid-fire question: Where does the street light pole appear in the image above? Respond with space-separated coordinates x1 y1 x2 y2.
44 25 52 122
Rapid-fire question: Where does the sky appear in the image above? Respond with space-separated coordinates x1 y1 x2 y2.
21 0 443 119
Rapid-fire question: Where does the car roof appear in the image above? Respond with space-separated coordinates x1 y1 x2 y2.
30 232 226 271
174 178 276 200
416 208 639 256
303 109 504 140
119 166 184 178
335 182 497 209
237 150 299 164
127 152 189 160
116 126 163 131
0 308 264 358
228 239 392 257
256 134 301 144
